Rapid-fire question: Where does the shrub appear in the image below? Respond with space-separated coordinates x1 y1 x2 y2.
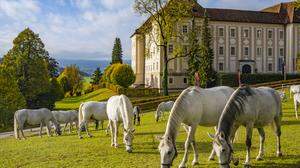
110 64 136 88
103 64 117 83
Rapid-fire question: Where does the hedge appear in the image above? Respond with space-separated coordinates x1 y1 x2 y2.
106 83 159 97
217 73 300 87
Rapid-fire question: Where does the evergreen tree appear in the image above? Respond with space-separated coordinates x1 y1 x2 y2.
199 11 215 88
1 28 52 108
91 67 102 85
111 38 123 64
188 17 201 86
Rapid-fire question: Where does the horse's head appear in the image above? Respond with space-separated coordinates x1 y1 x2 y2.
124 128 135 153
155 105 162 122
157 136 177 168
208 132 239 168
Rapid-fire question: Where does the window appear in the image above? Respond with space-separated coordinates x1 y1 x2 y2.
230 46 236 56
279 30 284 40
268 63 273 71
182 25 188 34
169 77 173 84
168 45 173 54
244 47 249 56
219 46 224 55
243 29 249 38
256 47 262 56
218 27 224 37
230 28 236 38
219 63 224 71
256 30 262 39
268 48 273 57
278 58 284 71
183 78 187 84
156 62 159 70
268 30 273 39
280 48 284 57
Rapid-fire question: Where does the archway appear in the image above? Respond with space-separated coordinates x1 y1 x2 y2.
242 64 252 74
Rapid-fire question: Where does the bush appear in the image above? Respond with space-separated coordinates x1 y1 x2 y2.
103 64 117 83
217 73 300 87
110 64 136 88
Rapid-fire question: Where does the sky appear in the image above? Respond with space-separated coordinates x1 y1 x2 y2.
0 0 292 60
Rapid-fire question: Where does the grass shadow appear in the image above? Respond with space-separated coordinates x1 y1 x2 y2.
281 120 300 126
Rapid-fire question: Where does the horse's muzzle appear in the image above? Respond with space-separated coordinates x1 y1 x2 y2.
126 146 132 153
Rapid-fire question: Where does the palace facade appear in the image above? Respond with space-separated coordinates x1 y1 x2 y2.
131 1 300 90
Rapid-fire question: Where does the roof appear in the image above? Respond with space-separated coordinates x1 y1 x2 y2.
131 1 300 37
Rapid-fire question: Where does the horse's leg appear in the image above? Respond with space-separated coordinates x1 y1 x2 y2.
20 124 26 140
109 120 115 146
105 122 110 136
190 126 199 166
179 125 198 168
294 98 299 119
208 126 218 161
63 123 68 133
273 116 282 157
39 122 43 138
68 122 72 134
244 124 253 167
133 115 136 125
114 121 119 148
46 122 52 137
85 121 93 138
78 121 83 139
256 127 265 161
101 121 104 130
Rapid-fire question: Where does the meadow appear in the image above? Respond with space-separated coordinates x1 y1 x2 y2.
0 93 300 168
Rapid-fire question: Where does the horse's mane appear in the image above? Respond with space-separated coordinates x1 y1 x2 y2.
218 86 255 139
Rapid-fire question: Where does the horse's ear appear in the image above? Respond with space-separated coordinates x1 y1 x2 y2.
207 133 215 140
155 135 163 141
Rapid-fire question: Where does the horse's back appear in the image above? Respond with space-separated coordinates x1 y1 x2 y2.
82 101 107 120
107 95 133 121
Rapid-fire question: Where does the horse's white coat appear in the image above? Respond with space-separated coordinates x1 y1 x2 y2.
290 85 300 98
52 110 78 133
158 86 235 168
14 108 61 139
155 101 175 122
294 93 300 119
107 95 134 153
78 101 108 138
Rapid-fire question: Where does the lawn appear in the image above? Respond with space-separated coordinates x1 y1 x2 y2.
0 94 300 168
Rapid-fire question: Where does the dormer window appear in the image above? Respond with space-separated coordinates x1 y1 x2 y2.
182 25 188 34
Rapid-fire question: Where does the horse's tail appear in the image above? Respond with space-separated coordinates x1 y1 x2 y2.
14 112 18 139
78 103 84 127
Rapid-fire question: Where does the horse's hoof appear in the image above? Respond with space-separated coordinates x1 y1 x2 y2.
79 136 83 139
256 156 263 161
243 163 251 168
277 152 283 157
111 143 115 147
115 144 119 148
192 161 199 166
208 157 214 161
178 163 187 168
88 135 93 138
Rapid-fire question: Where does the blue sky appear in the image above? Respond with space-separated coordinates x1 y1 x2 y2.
0 0 292 60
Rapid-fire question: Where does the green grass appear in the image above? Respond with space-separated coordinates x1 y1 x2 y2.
55 88 116 110
1 95 300 167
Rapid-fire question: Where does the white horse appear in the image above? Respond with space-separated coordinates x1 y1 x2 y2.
290 85 300 98
209 86 282 168
107 95 135 153
294 93 300 119
78 101 109 139
155 101 175 122
157 86 234 168
52 110 78 134
14 108 61 140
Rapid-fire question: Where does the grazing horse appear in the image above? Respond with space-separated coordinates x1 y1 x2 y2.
107 95 135 153
78 101 109 139
290 85 300 98
133 106 141 125
52 110 78 133
14 108 61 139
209 86 282 168
155 101 175 122
294 93 300 119
157 86 234 168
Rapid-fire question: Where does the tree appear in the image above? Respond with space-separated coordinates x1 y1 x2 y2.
295 0 300 8
110 64 136 88
134 0 195 95
111 38 123 64
0 65 26 128
91 67 103 85
1 28 52 109
198 11 215 88
58 65 83 96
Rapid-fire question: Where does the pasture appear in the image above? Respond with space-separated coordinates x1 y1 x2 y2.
0 95 300 168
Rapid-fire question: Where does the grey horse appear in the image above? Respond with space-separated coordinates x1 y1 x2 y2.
52 110 78 133
14 108 61 140
209 86 282 168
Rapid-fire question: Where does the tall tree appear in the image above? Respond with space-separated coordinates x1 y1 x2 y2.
111 38 123 64
1 28 52 108
134 0 194 95
198 11 215 88
91 67 103 85
58 65 83 96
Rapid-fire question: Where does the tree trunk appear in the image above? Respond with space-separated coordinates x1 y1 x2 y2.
162 45 169 96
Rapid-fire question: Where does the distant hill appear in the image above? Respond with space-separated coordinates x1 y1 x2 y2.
58 59 131 76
